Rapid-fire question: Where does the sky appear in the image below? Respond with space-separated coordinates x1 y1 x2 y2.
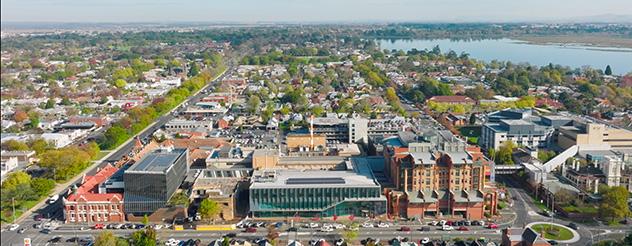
2 0 632 23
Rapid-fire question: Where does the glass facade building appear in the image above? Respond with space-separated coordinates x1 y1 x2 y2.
249 167 386 218
124 148 188 215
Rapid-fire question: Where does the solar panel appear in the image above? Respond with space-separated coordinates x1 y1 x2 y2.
285 177 345 185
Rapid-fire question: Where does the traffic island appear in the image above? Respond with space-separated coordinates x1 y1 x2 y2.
526 222 580 243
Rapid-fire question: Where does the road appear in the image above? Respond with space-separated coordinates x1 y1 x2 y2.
497 175 632 246
2 223 505 246
1 66 233 245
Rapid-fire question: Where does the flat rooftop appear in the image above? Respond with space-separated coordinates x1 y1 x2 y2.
126 148 187 173
250 167 379 189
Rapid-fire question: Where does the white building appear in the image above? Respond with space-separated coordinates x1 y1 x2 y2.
1 157 19 181
41 133 73 148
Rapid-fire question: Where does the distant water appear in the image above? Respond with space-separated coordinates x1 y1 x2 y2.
378 38 632 74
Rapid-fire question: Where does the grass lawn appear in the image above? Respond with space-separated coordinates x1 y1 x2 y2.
530 224 574 241
562 204 598 214
1 198 44 224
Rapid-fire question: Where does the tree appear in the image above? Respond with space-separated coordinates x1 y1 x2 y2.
28 138 53 154
247 95 261 114
605 65 612 76
113 79 127 89
13 111 28 122
1 171 32 191
1 140 29 151
198 198 221 223
95 231 117 246
554 189 575 205
469 113 477 125
30 178 56 196
341 228 359 245
600 186 630 224
44 98 56 109
100 126 129 149
142 214 149 225
537 150 556 163
496 141 515 165
131 228 156 246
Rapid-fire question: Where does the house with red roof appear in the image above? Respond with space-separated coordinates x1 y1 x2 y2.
63 164 124 223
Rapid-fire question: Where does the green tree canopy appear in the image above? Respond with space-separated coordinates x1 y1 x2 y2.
199 198 221 223
599 186 631 224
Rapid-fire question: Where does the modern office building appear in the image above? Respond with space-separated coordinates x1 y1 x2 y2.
311 114 369 144
480 109 573 150
124 147 189 215
248 162 387 218
557 122 632 150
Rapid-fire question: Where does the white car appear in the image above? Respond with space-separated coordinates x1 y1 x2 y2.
320 226 334 232
165 238 180 246
421 237 430 244
478 220 486 227
429 221 439 226
153 224 163 230
8 224 20 231
308 223 319 228
47 195 59 204
439 220 447 226
361 222 374 228
332 223 346 229
377 222 390 228
441 225 454 231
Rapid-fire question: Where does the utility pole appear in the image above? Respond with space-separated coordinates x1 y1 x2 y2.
12 197 16 223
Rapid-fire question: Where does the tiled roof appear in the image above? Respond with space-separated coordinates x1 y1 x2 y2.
76 164 118 194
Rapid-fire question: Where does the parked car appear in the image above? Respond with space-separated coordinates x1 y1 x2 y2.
287 227 298 232
320 226 334 232
429 221 439 226
308 223 319 228
93 223 105 229
419 226 431 231
8 224 20 231
457 226 469 231
487 223 499 229
377 222 390 228
48 195 59 204
48 236 63 244
361 222 374 228
245 227 257 233
441 225 454 231
420 237 431 245
400 226 411 231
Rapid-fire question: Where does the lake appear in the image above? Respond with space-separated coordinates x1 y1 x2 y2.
378 38 632 74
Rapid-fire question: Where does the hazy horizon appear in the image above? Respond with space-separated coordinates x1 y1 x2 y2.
2 0 632 24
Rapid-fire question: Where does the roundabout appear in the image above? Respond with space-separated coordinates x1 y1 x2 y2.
526 222 580 244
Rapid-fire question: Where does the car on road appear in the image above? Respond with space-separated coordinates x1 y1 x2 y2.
547 240 559 245
568 223 578 230
441 225 454 231
320 226 334 232
17 228 27 234
457 226 469 231
487 223 499 229
400 226 411 231
40 228 52 234
287 227 298 232
419 226 431 231
48 236 63 244
7 224 19 231
224 233 237 238
48 195 59 204
245 227 257 233
377 222 390 228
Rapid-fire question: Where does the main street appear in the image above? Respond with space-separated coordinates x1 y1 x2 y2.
0 66 233 245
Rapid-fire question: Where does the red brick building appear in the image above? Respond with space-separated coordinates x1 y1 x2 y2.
63 164 124 223
383 134 497 220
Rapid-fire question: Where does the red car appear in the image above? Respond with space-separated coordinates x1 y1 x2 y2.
400 226 411 232
446 221 454 226
457 226 469 231
245 227 257 233
93 223 105 229
487 223 498 229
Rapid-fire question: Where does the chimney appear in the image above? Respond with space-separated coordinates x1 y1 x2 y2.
310 115 314 150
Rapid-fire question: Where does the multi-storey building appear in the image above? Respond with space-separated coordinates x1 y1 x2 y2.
63 164 124 223
248 161 387 218
123 147 189 215
383 131 497 219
